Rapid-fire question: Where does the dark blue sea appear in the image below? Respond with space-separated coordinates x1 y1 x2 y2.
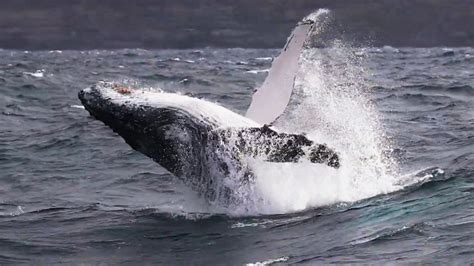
0 46 473 264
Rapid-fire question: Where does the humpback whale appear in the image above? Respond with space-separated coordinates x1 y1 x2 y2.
79 10 339 203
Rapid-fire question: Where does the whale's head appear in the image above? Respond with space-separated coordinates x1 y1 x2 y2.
79 83 213 179
78 82 257 182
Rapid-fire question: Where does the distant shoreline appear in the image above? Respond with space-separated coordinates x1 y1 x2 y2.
0 46 471 52
1 0 473 50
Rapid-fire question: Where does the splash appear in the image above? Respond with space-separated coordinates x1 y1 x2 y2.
226 12 403 215
94 10 416 216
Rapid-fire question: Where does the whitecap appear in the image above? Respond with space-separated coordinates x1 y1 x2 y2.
0 206 24 217
24 69 45 78
246 256 289 266
255 57 273 61
70 105 85 109
230 220 272 228
382 45 400 53
245 69 270 74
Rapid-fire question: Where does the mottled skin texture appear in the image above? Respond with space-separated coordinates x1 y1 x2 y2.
212 125 339 168
79 85 340 202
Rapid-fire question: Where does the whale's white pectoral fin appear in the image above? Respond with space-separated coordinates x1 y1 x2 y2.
245 12 319 125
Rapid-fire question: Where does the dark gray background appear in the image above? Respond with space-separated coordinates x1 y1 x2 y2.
1 0 473 50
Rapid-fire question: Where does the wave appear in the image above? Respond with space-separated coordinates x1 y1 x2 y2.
23 69 45 78
246 256 289 265
411 84 474 97
245 69 270 74
351 222 434 246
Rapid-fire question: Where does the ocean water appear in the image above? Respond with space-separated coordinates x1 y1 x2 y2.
0 46 473 264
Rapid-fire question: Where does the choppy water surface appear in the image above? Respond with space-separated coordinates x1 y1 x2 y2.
0 47 473 264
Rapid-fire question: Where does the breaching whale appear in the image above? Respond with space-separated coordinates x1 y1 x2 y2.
79 10 339 203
